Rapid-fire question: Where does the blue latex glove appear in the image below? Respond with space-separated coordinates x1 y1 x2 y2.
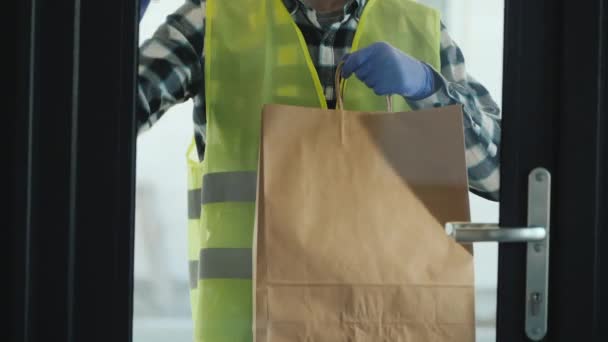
139 0 151 22
342 42 436 100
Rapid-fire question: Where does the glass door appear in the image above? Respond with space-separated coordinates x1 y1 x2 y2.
11 1 606 342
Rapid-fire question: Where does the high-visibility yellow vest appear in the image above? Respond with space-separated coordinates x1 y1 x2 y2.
186 0 440 341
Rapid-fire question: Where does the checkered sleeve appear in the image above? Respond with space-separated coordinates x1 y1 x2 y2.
407 22 501 201
137 0 206 134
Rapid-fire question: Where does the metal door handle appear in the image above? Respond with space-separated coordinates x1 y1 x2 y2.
445 223 546 243
445 168 551 341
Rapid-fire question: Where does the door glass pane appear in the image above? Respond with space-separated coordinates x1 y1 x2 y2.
133 1 503 341
418 1 504 341
133 1 194 341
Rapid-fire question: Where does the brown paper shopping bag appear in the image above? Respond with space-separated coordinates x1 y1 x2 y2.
254 79 475 341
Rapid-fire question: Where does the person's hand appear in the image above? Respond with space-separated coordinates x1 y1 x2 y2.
139 0 151 22
341 42 436 100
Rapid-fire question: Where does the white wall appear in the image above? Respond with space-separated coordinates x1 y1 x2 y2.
135 0 193 283
133 1 194 341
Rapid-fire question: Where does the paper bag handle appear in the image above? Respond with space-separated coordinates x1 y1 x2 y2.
335 61 393 112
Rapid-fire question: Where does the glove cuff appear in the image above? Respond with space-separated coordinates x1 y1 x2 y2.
403 62 437 101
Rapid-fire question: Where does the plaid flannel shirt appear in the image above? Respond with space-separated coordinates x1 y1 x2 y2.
137 0 501 200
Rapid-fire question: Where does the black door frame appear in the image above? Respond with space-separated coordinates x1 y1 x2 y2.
498 0 607 341
11 0 607 341
11 0 138 341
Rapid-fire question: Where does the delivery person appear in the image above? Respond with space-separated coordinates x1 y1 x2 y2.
137 0 501 341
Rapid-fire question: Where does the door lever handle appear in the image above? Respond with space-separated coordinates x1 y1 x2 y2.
445 223 546 243
445 168 551 341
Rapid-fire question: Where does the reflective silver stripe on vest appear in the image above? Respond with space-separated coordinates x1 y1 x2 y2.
202 171 257 204
188 189 202 219
189 260 199 289
199 248 252 279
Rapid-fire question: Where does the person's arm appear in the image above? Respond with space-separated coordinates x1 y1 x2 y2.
341 23 501 201
137 0 206 133
406 23 501 201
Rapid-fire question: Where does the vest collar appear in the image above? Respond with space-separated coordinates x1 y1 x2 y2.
283 0 366 19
